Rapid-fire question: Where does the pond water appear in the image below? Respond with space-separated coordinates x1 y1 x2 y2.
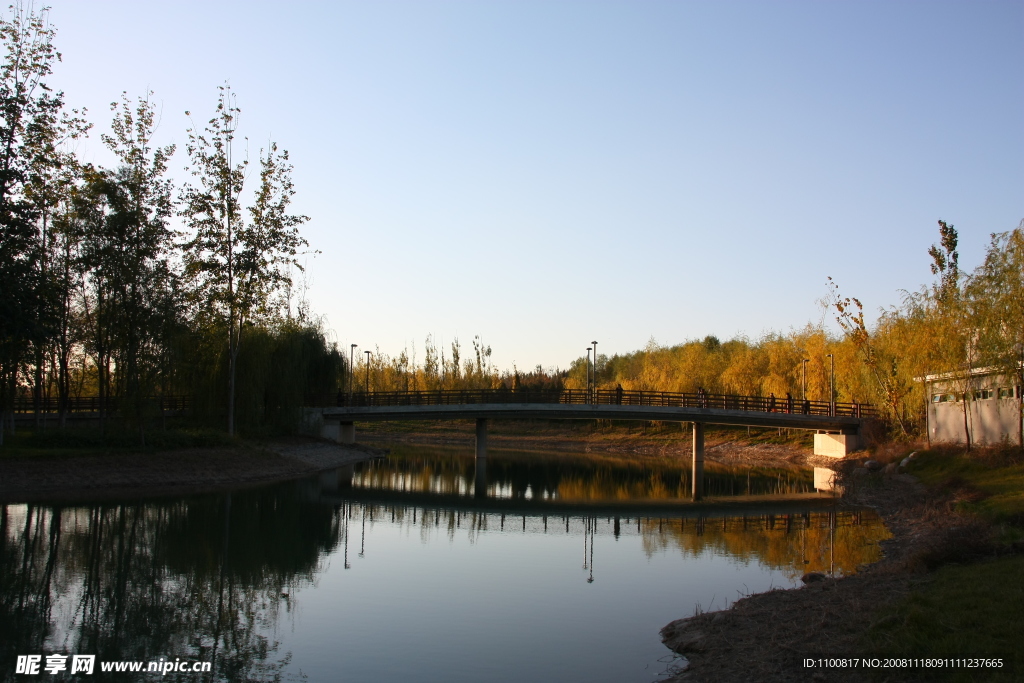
1 444 889 682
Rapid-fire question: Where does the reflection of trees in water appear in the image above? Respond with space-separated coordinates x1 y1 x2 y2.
356 448 816 501
333 498 888 585
0 482 340 682
638 510 889 580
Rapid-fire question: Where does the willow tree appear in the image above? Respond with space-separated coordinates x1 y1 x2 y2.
181 86 309 435
972 220 1024 445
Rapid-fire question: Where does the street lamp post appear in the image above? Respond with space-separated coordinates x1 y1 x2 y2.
586 347 592 403
801 359 809 401
591 340 598 402
349 344 357 403
826 353 835 416
365 350 372 395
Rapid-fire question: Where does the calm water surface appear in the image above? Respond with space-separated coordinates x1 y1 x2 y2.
1 444 889 682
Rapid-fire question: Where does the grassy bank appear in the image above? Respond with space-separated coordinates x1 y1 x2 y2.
863 556 1023 682
861 445 1024 681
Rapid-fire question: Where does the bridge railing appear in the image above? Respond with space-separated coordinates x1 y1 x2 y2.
11 395 193 414
310 389 875 418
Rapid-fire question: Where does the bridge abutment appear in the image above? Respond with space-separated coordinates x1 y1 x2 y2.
475 418 488 459
692 422 705 501
318 419 356 445
813 433 861 458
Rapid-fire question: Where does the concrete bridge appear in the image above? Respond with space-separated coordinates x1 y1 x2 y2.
303 389 874 501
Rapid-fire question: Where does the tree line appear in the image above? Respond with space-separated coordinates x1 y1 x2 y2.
3 5 1017 446
347 334 565 396
0 4 341 443
564 220 1023 443
349 220 1023 445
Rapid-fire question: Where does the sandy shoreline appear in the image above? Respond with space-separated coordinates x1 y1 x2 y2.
0 437 381 503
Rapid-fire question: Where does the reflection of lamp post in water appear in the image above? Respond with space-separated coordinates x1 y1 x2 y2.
581 516 596 583
359 505 366 557
588 517 595 583
830 510 836 576
583 517 588 569
343 503 351 569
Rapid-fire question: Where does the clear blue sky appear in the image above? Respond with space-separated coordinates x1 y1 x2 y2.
48 1 1023 370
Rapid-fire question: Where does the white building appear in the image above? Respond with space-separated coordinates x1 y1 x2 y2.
924 366 1022 446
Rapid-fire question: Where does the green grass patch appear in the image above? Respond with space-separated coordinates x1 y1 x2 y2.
906 448 1024 525
863 556 1024 682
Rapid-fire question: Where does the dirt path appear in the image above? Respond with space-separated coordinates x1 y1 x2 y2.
0 437 380 503
659 462 984 682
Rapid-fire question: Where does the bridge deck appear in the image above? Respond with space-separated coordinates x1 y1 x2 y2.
320 402 863 433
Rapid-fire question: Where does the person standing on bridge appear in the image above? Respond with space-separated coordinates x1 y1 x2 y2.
616 384 623 405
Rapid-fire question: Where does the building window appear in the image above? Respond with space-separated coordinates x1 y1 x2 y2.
948 393 958 403
932 393 944 403
1000 387 1017 399
977 389 994 400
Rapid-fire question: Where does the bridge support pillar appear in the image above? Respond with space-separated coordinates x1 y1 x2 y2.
339 422 355 445
813 433 861 458
692 422 705 501
474 458 488 498
475 418 488 459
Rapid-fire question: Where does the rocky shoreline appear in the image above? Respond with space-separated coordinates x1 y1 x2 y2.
658 459 983 682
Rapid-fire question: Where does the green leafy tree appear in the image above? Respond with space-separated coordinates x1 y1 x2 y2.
972 220 1024 445
181 85 309 436
79 93 177 438
0 2 86 442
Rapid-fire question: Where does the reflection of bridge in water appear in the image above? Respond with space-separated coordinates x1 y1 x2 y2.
305 389 875 500
312 463 885 582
